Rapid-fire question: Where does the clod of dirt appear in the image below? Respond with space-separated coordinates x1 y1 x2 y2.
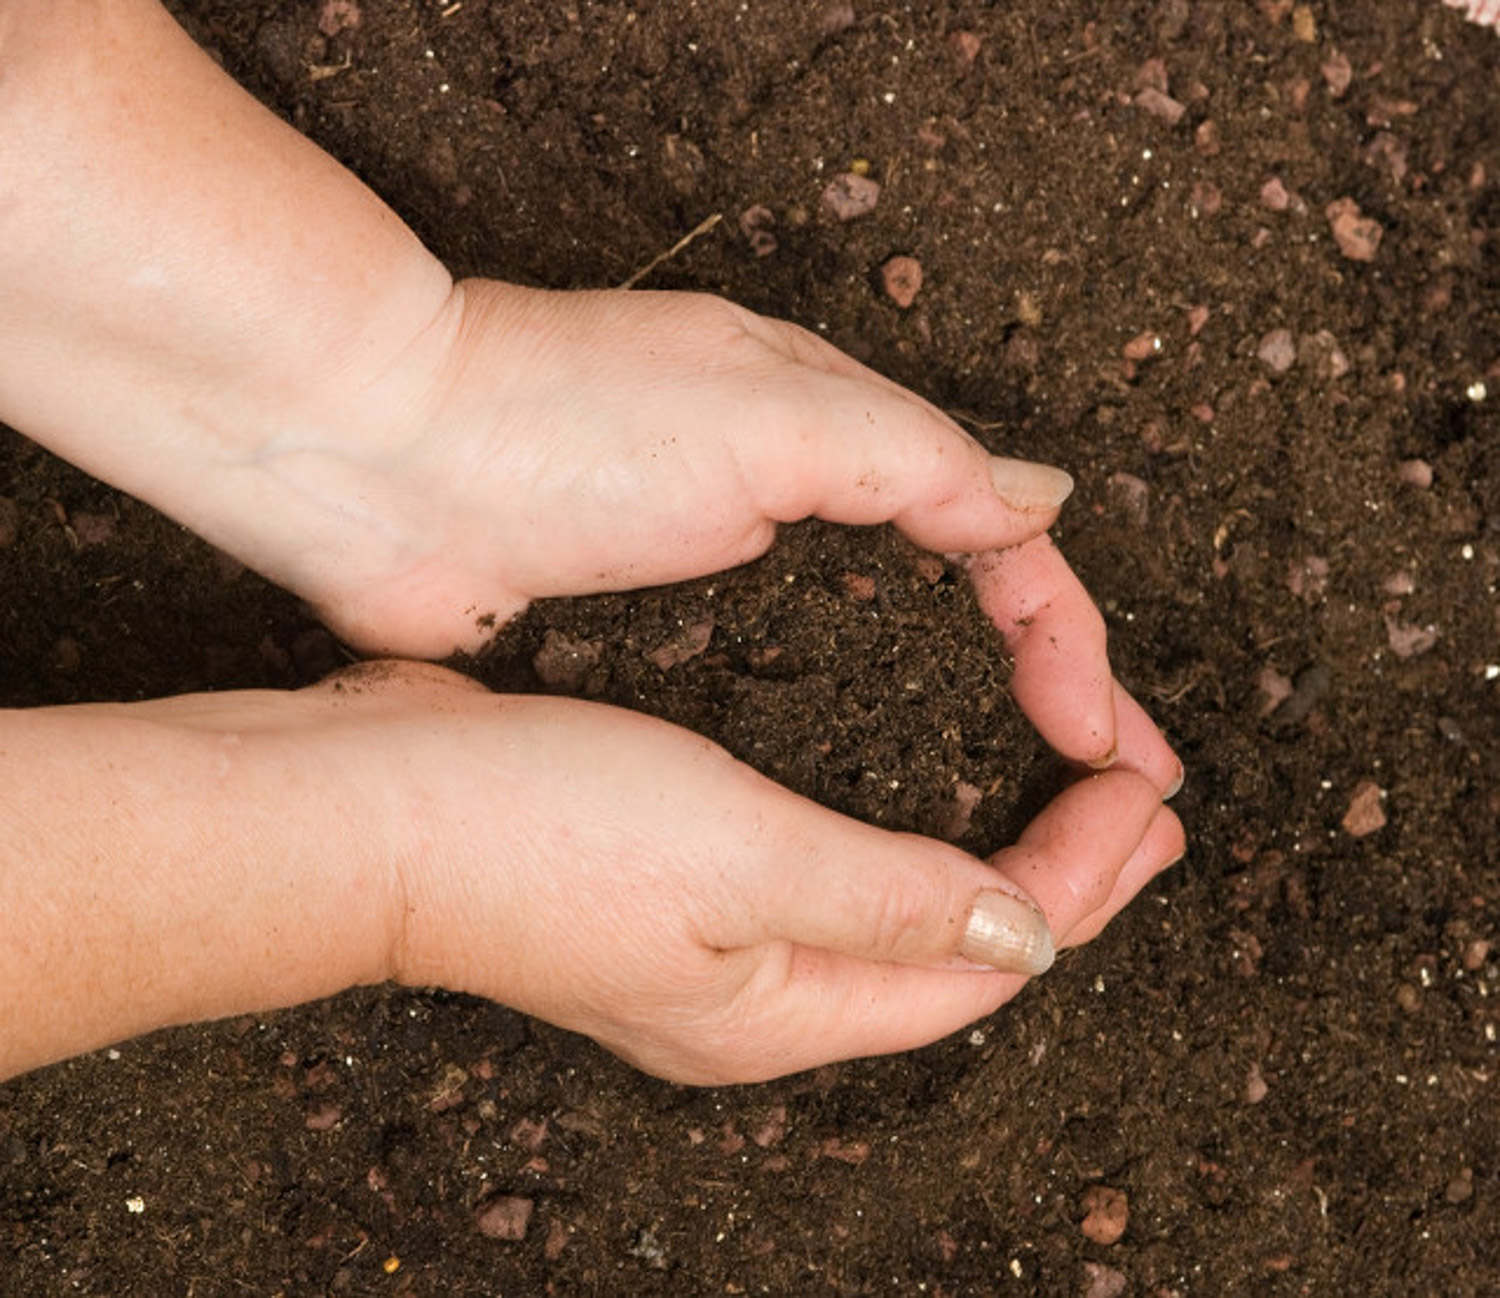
1365 132 1409 184
0 496 19 549
1298 329 1350 380
1082 1262 1128 1298
739 204 778 257
533 630 604 692
1292 4 1317 40
1135 58 1169 93
70 511 116 548
1446 1169 1476 1204
646 618 715 670
317 0 360 38
822 173 881 221
304 1103 342 1131
942 780 984 840
475 1195 533 1241
817 1 855 36
1326 197 1383 260
1080 1185 1129 1246
1106 472 1150 526
1245 1062 1270 1104
1397 458 1433 489
840 572 877 601
1384 612 1438 659
880 255 923 308
1341 780 1387 837
1257 328 1297 373
1321 49 1353 96
1190 180 1223 216
1135 87 1185 124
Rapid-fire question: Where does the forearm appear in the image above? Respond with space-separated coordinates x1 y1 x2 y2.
0 692 399 1080
0 0 456 588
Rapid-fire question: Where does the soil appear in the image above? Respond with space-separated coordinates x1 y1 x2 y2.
3 1 1500 1294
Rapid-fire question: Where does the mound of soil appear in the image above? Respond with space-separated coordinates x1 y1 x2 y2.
3 2 1499 1294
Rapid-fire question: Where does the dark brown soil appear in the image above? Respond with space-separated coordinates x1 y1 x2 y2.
4 2 1500 1294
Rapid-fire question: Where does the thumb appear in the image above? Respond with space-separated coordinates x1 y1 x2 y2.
716 790 1057 977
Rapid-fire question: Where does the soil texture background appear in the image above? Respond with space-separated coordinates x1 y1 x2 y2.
4 1 1500 1294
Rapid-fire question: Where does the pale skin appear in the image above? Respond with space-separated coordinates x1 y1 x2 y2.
0 2 1185 1085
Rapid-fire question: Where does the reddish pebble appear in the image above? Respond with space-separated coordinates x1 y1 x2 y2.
1463 939 1492 972
1341 780 1387 837
822 173 881 221
818 1138 870 1165
646 618 714 670
880 255 923 308
1135 87 1185 124
1194 119 1221 155
818 1 855 35
1190 180 1222 216
1187 304 1210 336
1084 1264 1128 1298
1381 570 1416 597
317 0 360 37
544 1218 570 1260
1080 1186 1129 1246
841 572 877 601
1122 331 1160 362
1245 1062 1270 1104
1397 458 1433 489
1385 614 1438 660
304 1104 342 1132
1257 328 1297 374
1321 49 1353 97
1326 197 1383 261
1260 176 1292 211
1257 666 1294 716
475 1195 534 1241
1135 57 1169 93
949 30 982 68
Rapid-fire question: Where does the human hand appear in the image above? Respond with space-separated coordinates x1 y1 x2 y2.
312 663 1183 1086
253 283 1174 777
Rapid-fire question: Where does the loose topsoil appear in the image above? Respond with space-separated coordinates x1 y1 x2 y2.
4 2 1500 1294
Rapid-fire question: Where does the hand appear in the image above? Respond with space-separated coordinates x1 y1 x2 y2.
252 283 1176 778
314 663 1183 1086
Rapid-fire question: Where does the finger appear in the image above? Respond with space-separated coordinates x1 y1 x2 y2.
967 537 1116 766
736 363 1075 555
1058 803 1185 947
701 771 1175 1080
1108 679 1184 796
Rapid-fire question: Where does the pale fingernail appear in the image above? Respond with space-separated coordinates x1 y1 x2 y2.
1085 743 1118 772
961 890 1056 975
1166 762 1185 799
988 456 1074 512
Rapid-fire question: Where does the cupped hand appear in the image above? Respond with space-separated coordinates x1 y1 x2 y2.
315 663 1183 1086
266 282 1174 777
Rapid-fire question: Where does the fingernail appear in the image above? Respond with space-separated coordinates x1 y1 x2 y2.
961 890 1056 975
1165 762 1185 799
1085 743 1118 772
988 456 1074 512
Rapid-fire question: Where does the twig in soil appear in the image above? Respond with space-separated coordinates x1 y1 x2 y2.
945 407 1008 432
618 213 723 290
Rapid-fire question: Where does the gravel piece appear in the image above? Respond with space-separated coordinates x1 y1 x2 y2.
1257 328 1297 373
1080 1186 1128 1246
1326 197 1383 261
1135 87 1185 124
880 255 923 307
822 173 881 221
475 1195 534 1241
1341 781 1387 837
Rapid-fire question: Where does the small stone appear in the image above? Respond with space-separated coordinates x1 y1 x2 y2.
1135 57 1169 93
817 1 855 36
0 497 19 549
1396 982 1421 1013
751 1105 788 1148
817 1137 870 1165
1260 176 1292 211
822 173 881 221
1341 780 1387 837
1134 87 1186 124
1106 472 1150 526
475 1195 533 1241
1445 1169 1475 1205
1122 331 1160 362
943 780 984 840
1244 1063 1269 1104
880 255 923 308
646 618 714 671
317 0 361 38
1397 458 1433 489
1194 119 1221 155
1321 49 1353 97
1326 197 1383 261
1463 939 1491 972
1291 4 1317 40
1189 180 1222 216
1080 1186 1129 1246
1082 1262 1128 1298
949 30 982 68
533 630 604 692
1257 666 1294 716
1364 132 1409 184
1381 570 1416 597
544 1218 570 1260
1257 328 1297 374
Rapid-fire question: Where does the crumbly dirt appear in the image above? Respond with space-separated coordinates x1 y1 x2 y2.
4 2 1500 1294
